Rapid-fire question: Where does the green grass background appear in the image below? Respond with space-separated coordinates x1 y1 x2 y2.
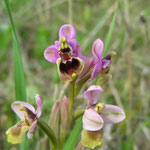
0 0 150 150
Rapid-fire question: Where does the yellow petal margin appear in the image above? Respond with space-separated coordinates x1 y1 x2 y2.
81 129 103 149
6 120 30 144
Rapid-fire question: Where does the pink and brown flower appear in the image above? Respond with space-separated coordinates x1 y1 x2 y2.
44 24 85 82
6 94 43 144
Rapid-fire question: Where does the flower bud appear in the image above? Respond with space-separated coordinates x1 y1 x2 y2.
60 96 71 145
60 96 70 134
50 101 61 139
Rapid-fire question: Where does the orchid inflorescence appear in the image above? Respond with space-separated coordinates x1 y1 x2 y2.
6 24 125 150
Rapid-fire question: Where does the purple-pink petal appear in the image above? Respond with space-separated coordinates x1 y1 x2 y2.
35 94 43 118
89 63 102 81
59 24 76 40
68 39 76 51
102 59 111 69
83 108 104 131
55 41 61 48
73 41 81 57
44 45 60 63
100 104 126 124
27 120 37 139
68 39 81 57
11 101 35 119
84 85 103 106
92 39 104 61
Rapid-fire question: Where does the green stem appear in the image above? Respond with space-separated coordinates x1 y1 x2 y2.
69 74 78 116
69 80 75 116
37 119 57 150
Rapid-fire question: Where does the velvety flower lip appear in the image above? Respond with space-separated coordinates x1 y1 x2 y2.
6 94 43 144
89 39 111 81
83 85 103 106
57 57 84 82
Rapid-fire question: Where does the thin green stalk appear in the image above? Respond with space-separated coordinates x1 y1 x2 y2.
102 3 118 57
69 80 75 116
37 119 58 150
69 73 78 116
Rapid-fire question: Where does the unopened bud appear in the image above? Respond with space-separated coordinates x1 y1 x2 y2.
50 101 61 139
60 96 70 144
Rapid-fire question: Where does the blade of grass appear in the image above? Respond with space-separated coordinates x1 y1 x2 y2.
4 0 27 149
102 3 118 57
13 32 27 100
63 117 82 150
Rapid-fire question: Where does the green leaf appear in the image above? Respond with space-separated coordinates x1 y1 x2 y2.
13 32 27 100
63 117 82 150
102 4 118 57
4 0 27 149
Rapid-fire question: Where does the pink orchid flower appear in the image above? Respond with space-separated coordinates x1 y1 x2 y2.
81 85 125 149
6 94 43 144
83 85 125 131
89 39 113 81
44 24 85 82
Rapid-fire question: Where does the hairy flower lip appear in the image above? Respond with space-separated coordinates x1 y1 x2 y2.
57 57 85 82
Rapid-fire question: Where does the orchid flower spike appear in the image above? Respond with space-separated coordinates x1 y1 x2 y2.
89 39 116 81
81 85 126 149
44 24 85 82
6 94 43 144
